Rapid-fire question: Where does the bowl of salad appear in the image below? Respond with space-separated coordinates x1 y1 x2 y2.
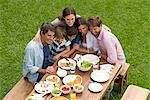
73 84 84 93
77 60 93 71
51 88 62 97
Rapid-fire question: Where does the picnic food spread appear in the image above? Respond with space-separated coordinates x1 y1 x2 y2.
27 54 118 100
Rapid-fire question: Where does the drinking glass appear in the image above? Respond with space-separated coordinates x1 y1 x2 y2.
70 66 76 74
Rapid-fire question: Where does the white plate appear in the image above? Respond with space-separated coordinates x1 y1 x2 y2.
46 75 60 84
26 95 44 100
91 70 110 82
88 82 103 92
63 75 82 87
34 83 54 94
81 54 100 65
58 58 76 70
100 64 113 70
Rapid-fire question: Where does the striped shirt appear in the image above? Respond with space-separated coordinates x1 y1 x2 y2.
51 36 71 56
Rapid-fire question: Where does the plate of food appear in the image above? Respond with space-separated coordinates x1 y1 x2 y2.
81 54 100 65
77 60 93 71
50 96 69 100
34 83 54 94
63 75 82 87
58 58 76 70
91 70 110 82
46 75 60 84
88 82 103 92
26 95 44 100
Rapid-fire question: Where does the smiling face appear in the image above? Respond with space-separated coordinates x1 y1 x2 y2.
78 24 88 36
64 14 76 27
41 31 55 45
89 26 101 38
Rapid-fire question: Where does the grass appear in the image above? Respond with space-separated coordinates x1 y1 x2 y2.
0 0 150 99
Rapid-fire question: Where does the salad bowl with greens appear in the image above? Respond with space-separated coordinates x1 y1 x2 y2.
77 60 93 71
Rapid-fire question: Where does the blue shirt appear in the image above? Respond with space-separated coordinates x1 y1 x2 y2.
71 33 81 46
37 45 54 82
22 40 53 84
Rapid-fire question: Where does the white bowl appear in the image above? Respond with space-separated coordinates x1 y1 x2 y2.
77 60 92 71
73 84 84 93
60 85 71 94
57 68 67 78
51 88 62 97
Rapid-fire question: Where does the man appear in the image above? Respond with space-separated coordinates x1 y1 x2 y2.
88 16 126 100
23 22 56 84
88 16 126 64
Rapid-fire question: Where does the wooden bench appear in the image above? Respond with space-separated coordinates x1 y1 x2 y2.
3 77 34 100
121 85 150 100
116 63 130 93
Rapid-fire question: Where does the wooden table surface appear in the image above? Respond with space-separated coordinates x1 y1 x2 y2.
28 53 122 100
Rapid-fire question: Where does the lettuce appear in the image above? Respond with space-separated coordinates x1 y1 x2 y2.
81 61 93 68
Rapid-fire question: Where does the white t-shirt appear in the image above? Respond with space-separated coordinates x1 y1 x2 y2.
81 31 100 52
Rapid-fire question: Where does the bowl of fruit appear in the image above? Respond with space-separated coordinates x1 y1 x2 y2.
51 88 62 97
60 85 71 94
73 84 84 93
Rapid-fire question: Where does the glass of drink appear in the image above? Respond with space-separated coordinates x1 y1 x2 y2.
93 64 99 71
70 66 76 74
70 93 76 100
55 83 61 88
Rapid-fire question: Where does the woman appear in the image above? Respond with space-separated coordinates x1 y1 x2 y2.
33 7 81 57
75 17 99 54
51 7 82 57
51 7 80 27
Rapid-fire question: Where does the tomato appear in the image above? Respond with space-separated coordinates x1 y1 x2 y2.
62 87 69 91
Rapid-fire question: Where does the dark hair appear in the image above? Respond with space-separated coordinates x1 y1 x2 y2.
40 22 55 35
63 7 76 18
55 24 66 39
66 26 78 36
58 7 76 20
75 17 88 28
88 16 102 27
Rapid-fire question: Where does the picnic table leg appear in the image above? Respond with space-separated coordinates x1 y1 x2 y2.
118 76 124 93
124 74 128 85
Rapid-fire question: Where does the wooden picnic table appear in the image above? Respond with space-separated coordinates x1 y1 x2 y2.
28 53 122 100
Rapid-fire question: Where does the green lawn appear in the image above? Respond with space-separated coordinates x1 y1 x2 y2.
0 0 150 99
